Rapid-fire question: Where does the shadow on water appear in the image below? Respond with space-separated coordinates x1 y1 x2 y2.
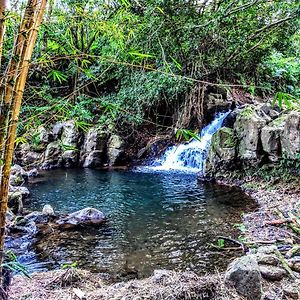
10 169 257 278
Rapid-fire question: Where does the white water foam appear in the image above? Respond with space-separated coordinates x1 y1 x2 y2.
140 111 230 174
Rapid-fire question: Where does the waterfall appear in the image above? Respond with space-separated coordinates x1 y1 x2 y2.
143 111 230 174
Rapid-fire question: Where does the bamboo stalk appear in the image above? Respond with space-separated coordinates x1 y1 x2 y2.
0 0 6 69
0 0 47 289
0 0 38 159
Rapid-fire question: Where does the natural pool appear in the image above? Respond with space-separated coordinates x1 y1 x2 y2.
14 168 256 278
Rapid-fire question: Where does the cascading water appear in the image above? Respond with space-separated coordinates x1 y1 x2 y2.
145 111 230 174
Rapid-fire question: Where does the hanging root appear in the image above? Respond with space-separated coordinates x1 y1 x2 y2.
175 83 206 130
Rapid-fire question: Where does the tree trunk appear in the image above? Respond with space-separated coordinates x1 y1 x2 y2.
0 0 47 296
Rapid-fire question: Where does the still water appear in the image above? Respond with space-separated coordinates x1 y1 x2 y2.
18 169 255 278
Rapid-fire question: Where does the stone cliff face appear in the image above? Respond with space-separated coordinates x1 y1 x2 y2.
205 104 300 177
16 121 126 169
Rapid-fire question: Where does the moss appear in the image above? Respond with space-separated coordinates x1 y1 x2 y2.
270 114 288 128
238 105 255 120
212 127 236 150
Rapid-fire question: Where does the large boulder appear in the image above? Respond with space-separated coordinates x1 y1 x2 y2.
204 86 233 120
57 207 106 229
80 127 108 168
205 127 237 176
281 112 300 159
61 120 80 167
17 143 44 167
42 141 62 169
261 115 287 162
107 134 125 166
225 255 263 300
234 105 268 162
8 191 23 214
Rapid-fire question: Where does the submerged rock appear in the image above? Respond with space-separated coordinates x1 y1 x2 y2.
225 255 262 300
57 207 106 229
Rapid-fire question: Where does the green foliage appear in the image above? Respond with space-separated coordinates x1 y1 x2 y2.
3 0 300 133
272 92 300 110
175 128 200 142
2 251 30 278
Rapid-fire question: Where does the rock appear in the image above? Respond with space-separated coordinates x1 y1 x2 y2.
107 135 125 166
10 165 27 177
25 211 49 224
204 86 233 119
225 255 262 300
256 254 280 266
42 141 62 169
9 174 25 186
281 112 300 159
8 192 23 214
52 122 64 139
11 219 38 235
19 149 43 167
80 127 108 168
283 283 300 299
288 258 300 273
42 204 55 216
261 115 287 162
259 265 286 281
257 245 279 256
205 127 236 176
26 168 39 177
234 105 268 162
61 120 80 167
152 270 173 283
9 186 30 198
57 207 106 229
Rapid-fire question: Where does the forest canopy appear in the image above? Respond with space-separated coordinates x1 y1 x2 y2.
1 0 300 131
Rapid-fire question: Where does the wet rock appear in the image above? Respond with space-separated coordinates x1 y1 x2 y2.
42 204 55 217
25 211 49 224
107 135 125 166
80 127 108 168
42 141 62 169
26 168 39 177
9 174 25 186
281 112 300 159
225 255 262 300
259 265 286 281
8 191 23 214
234 105 268 162
11 165 27 178
57 207 106 229
9 186 30 198
204 86 233 118
257 245 279 256
13 219 38 235
205 127 236 176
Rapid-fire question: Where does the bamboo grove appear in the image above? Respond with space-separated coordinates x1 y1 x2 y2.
0 0 46 296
